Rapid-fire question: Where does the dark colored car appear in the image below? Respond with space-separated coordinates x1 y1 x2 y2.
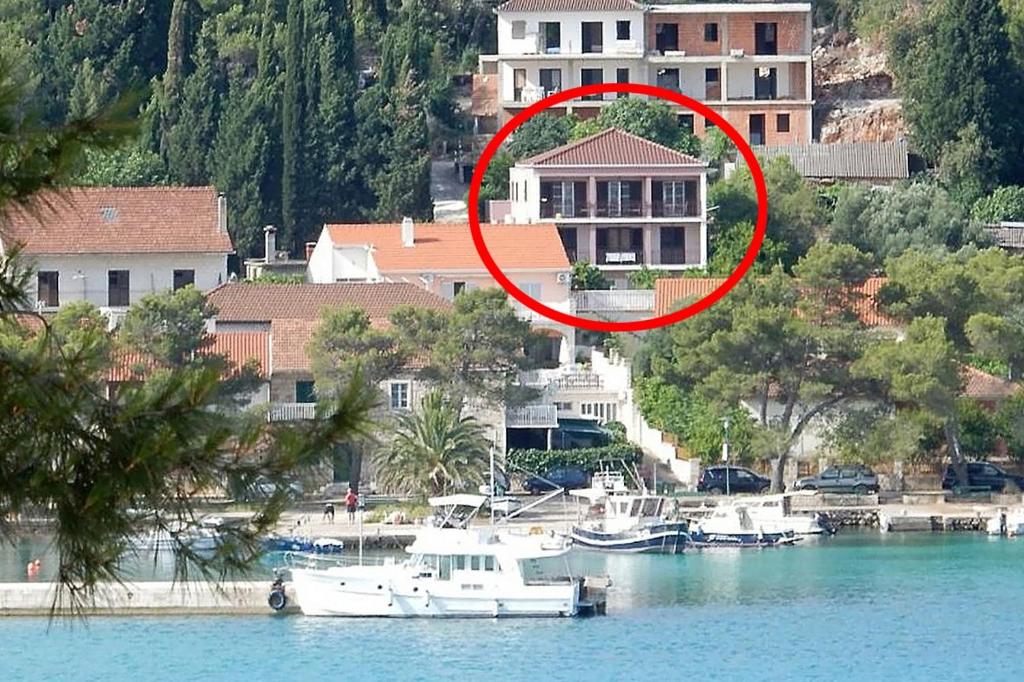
792 465 879 494
941 461 1024 492
697 466 770 495
523 467 590 494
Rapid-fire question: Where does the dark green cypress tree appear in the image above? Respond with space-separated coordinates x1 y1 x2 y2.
211 68 272 260
164 35 222 185
280 0 305 252
891 0 1024 181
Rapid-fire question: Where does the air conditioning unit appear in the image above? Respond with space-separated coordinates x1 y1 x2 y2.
276 250 289 261
557 272 571 284
730 48 745 58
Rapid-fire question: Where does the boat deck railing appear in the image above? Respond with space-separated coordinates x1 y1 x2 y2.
281 551 398 570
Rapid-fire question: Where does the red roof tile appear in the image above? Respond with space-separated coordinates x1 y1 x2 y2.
522 128 703 167
498 0 642 11
961 366 1021 401
271 319 319 372
207 282 451 322
654 276 897 328
325 223 570 272
0 186 233 255
107 331 270 382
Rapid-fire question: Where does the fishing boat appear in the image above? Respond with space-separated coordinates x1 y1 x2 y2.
568 473 689 554
721 492 834 536
288 495 585 617
686 505 800 548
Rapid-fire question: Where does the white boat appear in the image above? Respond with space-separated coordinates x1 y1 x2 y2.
289 494 583 617
569 473 689 554
721 492 833 536
687 505 800 548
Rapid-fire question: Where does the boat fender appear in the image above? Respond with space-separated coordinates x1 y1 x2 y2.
268 588 287 611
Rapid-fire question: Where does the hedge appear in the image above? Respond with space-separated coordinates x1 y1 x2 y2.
507 443 642 476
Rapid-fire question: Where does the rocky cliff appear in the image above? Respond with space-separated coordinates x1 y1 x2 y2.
813 30 907 143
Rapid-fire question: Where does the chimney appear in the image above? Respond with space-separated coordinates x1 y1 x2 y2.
304 241 316 261
401 216 415 247
264 225 277 263
217 192 228 234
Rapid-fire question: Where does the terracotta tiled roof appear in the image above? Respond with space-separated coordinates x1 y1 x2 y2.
654 276 897 327
961 366 1021 401
0 186 234 255
271 319 319 372
521 128 703 167
497 0 642 11
472 74 498 118
325 223 570 271
207 282 451 323
108 331 270 382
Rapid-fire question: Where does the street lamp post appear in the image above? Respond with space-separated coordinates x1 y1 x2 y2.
723 416 731 496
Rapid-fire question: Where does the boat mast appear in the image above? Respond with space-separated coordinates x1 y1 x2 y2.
489 442 496 526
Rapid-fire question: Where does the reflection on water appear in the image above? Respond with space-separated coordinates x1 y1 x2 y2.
2 532 1024 682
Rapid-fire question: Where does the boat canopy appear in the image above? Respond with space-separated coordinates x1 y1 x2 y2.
428 494 488 509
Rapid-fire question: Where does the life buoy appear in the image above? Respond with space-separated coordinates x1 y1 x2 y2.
268 588 287 611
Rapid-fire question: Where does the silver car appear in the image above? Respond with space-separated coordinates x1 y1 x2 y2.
792 465 879 494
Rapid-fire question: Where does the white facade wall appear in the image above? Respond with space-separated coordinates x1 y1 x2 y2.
306 232 381 283
508 167 540 222
497 11 646 56
27 252 227 309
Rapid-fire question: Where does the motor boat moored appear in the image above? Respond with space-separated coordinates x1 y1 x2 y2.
686 505 800 548
288 494 585 617
569 473 689 554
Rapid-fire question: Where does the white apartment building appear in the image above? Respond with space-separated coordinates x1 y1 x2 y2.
475 0 813 146
0 186 233 324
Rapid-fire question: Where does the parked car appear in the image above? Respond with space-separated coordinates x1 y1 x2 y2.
697 466 770 495
792 465 879 494
941 461 1024 492
523 467 590 494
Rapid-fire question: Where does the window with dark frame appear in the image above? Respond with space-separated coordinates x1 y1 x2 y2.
705 67 719 83
173 269 195 291
453 281 467 297
776 113 791 132
37 271 59 307
107 270 130 307
616 67 630 98
616 20 630 40
704 23 718 42
295 380 316 403
677 114 694 133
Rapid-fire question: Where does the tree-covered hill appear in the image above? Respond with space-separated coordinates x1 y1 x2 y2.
0 0 496 258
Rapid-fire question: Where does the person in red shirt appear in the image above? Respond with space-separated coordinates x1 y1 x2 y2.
345 488 358 523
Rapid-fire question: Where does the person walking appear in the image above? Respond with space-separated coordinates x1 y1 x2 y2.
323 501 335 524
345 488 359 523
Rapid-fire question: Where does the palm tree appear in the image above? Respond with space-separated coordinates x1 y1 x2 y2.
376 390 491 497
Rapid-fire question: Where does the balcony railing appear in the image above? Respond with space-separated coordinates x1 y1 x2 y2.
574 289 655 313
512 298 574 323
506 404 558 428
540 202 588 219
268 402 318 422
556 372 603 391
594 200 644 218
651 200 699 218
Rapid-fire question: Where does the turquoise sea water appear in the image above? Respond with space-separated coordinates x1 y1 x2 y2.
3 532 1023 682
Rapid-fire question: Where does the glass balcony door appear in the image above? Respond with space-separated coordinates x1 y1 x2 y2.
596 227 643 265
596 180 642 217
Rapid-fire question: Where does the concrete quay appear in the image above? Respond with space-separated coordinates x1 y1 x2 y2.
0 580 298 617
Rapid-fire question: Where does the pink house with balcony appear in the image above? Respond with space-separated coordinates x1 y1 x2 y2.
505 127 707 286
